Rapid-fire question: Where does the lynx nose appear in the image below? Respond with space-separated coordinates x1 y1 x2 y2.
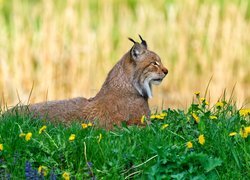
162 67 168 75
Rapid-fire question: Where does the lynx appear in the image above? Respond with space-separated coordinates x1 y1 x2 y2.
27 35 168 129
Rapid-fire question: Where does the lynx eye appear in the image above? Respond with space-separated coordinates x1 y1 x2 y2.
151 61 160 66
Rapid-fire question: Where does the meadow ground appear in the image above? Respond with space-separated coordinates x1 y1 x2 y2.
0 95 249 179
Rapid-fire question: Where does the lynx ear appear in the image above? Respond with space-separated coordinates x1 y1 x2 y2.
139 34 147 49
130 43 145 61
128 37 146 61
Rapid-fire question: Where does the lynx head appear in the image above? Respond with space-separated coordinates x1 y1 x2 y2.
128 35 168 99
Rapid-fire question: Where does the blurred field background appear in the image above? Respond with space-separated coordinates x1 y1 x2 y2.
0 0 250 110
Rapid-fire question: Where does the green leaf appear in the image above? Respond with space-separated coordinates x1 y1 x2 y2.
203 157 222 172
198 118 206 132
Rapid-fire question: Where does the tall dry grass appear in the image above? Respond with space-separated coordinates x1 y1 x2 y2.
0 0 250 110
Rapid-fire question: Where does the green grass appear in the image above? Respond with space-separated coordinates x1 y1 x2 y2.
0 97 249 179
1 0 250 108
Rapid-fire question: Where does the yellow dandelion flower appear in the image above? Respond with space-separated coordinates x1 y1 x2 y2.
150 114 156 119
216 102 224 108
38 166 48 176
81 123 88 129
161 124 169 130
186 141 193 149
239 109 250 117
69 134 76 141
155 115 164 120
192 113 200 123
25 132 32 141
229 132 237 137
151 113 167 120
198 134 205 145
194 92 200 96
160 112 167 118
62 172 70 180
240 126 250 138
209 116 217 120
245 126 250 133
87 122 93 127
19 133 26 138
200 98 209 105
0 144 3 151
98 133 102 143
141 115 146 124
39 125 47 134
200 98 206 102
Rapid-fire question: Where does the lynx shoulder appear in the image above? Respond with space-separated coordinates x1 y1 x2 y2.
19 35 168 129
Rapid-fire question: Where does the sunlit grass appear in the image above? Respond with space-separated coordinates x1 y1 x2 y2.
0 0 249 109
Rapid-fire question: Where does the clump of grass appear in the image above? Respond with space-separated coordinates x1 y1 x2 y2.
0 95 249 179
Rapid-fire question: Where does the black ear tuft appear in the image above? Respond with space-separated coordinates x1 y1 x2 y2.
139 34 147 48
128 37 136 44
